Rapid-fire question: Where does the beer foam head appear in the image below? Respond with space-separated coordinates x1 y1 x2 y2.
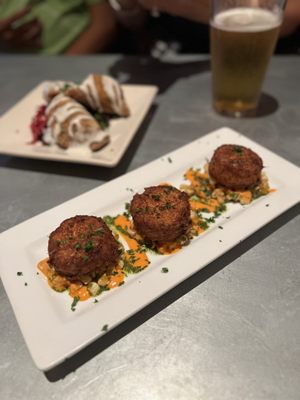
212 7 282 32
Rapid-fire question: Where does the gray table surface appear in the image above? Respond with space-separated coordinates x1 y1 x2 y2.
0 55 299 400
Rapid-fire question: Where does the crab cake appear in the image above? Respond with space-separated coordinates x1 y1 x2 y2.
130 185 191 243
208 144 263 190
48 215 120 280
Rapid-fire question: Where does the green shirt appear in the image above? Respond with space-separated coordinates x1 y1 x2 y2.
0 0 103 54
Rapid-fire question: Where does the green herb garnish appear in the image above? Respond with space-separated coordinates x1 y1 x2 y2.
102 324 109 332
214 203 227 217
205 216 216 223
233 145 243 155
151 194 161 201
201 208 210 213
134 207 144 213
17 272 23 276
85 241 94 252
198 220 209 230
71 296 80 311
62 83 72 93
161 267 169 273
229 192 239 202
103 215 115 226
123 202 131 218
123 259 143 275
138 243 160 255
94 112 110 130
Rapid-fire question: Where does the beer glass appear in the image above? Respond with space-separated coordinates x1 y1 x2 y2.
210 0 286 117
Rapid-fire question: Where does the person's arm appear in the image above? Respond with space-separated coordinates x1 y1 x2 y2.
0 7 42 50
280 0 300 37
64 2 117 55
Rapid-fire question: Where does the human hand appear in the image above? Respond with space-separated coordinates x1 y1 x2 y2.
0 7 42 50
139 0 210 24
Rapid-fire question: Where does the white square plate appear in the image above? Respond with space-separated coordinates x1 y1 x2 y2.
0 127 300 371
0 82 158 167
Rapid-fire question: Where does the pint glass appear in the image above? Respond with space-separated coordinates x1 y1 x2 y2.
210 0 285 117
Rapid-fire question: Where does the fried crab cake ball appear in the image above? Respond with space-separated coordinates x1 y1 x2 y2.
208 144 263 190
130 185 191 243
48 215 120 280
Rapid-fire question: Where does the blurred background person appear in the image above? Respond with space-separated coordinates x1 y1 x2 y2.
109 0 210 55
0 0 117 55
110 0 300 55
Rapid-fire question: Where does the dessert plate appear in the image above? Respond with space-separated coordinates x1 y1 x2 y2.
0 127 300 371
0 82 158 167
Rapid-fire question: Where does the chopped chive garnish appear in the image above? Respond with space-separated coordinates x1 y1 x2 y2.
71 296 80 311
151 194 161 201
233 145 243 154
85 241 94 252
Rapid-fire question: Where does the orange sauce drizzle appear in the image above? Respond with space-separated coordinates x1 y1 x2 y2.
185 168 209 186
38 258 52 277
237 190 252 204
124 250 149 268
38 258 90 300
115 214 150 269
107 266 125 289
114 215 139 250
69 284 90 301
157 242 182 255
189 200 216 213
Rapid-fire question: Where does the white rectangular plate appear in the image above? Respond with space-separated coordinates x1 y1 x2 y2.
0 82 158 167
1 127 300 371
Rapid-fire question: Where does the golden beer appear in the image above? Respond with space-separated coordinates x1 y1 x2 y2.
210 8 282 116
